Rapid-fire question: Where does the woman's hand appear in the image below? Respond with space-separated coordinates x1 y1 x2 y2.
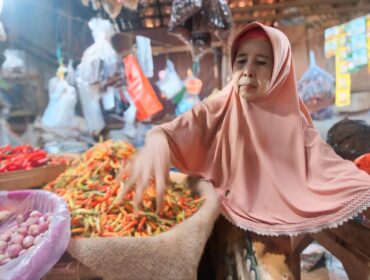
116 129 171 212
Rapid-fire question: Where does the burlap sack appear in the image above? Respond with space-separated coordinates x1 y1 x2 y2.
67 179 220 280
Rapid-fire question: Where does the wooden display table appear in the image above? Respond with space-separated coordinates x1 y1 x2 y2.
291 219 370 280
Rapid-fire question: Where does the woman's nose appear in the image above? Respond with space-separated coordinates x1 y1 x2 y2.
243 66 255 78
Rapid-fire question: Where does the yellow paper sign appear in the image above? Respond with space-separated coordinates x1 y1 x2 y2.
335 74 351 107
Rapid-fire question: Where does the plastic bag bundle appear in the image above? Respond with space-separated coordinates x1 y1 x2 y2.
298 51 334 120
204 0 232 30
156 60 184 100
168 0 202 31
1 49 26 77
0 190 70 280
78 18 118 85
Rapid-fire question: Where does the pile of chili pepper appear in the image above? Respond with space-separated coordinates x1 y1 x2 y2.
45 140 204 238
0 144 49 173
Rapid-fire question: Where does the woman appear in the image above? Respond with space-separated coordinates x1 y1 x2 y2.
120 22 370 279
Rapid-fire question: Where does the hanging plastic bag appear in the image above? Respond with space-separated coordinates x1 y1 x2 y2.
156 59 184 100
124 54 163 121
0 190 70 280
78 18 118 85
1 49 26 77
41 79 78 128
66 59 76 86
169 0 202 31
204 0 233 30
135 35 153 78
0 21 7 42
76 77 106 134
298 51 335 120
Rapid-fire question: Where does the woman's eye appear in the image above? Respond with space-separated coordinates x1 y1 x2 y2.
236 59 246 64
257 61 267 65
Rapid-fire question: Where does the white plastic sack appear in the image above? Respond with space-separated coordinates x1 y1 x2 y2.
78 18 118 84
135 35 153 78
41 79 78 128
76 78 105 134
156 60 184 100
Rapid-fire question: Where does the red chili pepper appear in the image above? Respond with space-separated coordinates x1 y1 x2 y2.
137 216 147 232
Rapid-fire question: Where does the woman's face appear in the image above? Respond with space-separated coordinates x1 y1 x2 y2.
232 38 274 101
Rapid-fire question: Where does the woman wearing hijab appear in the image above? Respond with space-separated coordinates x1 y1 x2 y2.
120 22 370 279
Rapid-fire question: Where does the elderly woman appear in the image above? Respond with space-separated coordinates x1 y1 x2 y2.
120 22 370 279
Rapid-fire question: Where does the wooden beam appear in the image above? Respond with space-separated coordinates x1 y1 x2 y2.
231 0 358 13
121 41 223 56
234 3 370 23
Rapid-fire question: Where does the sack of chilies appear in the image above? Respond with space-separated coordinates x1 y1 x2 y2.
67 179 220 280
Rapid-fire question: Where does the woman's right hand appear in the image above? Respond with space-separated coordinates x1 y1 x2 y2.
116 129 171 212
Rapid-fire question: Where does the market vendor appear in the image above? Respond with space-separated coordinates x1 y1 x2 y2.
118 22 370 279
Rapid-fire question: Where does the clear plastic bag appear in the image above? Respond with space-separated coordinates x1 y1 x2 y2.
41 79 78 128
135 36 153 78
175 93 200 116
298 51 335 120
169 0 202 30
121 90 138 138
0 190 70 280
78 18 118 85
156 59 184 100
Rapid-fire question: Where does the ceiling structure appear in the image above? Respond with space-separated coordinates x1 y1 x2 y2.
1 0 369 68
107 0 370 31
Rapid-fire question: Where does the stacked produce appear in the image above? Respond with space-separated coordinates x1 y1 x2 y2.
0 210 51 266
45 140 204 238
0 144 66 173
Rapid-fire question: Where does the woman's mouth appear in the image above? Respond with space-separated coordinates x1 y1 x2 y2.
239 84 257 90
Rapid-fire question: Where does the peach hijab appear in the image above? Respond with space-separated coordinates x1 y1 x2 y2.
155 22 370 235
